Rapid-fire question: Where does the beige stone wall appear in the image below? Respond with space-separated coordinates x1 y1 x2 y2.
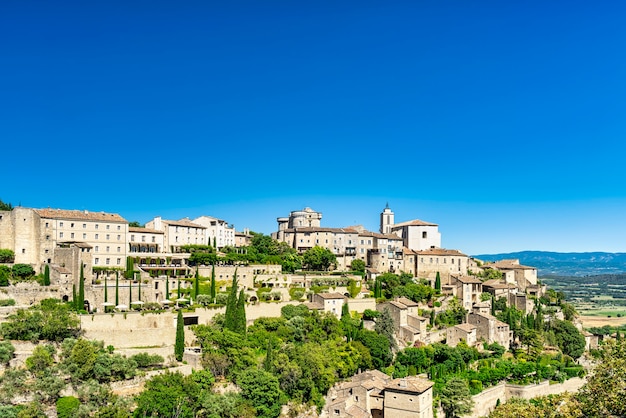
79 300 301 349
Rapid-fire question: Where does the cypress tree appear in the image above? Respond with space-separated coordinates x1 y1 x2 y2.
210 264 216 304
435 271 441 292
115 271 119 306
175 309 184 361
177 279 181 299
234 289 247 334
129 280 132 307
194 268 200 298
491 294 496 315
43 264 50 286
72 284 77 310
78 263 85 312
104 272 108 303
341 302 352 341
224 269 239 332
165 277 170 300
137 273 141 301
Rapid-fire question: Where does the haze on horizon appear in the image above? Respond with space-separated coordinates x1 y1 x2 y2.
2 1 626 256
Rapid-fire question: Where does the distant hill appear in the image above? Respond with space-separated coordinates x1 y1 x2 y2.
472 251 626 277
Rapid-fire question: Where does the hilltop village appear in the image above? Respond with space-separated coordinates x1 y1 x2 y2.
0 204 608 417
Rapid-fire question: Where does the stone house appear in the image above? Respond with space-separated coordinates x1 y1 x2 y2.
377 297 428 344
467 308 512 350
307 292 347 318
447 323 478 348
323 370 434 418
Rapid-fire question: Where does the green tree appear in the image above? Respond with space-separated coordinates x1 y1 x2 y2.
224 270 239 332
210 264 216 303
175 309 185 361
0 341 15 365
25 344 54 375
0 249 14 263
0 265 10 286
577 338 626 417
375 307 398 352
233 289 247 335
133 371 201 418
551 319 586 358
56 396 80 418
11 264 35 280
193 268 200 299
78 263 85 312
302 246 336 271
440 377 474 418
351 259 366 273
435 271 441 292
236 368 283 418
43 264 50 286
115 271 119 306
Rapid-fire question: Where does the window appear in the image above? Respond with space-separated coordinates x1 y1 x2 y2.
131 235 135 241
106 246 110 252
59 222 64 227
117 246 121 252
22 249 25 254
60 232 64 238
95 246 99 252
83 224 86 228
45 222 49 228
142 236 146 242
117 258 121 265
106 258 110 265
117 225 121 230
46 235 50 240
95 258 99 264
70 223 74 228
70 233 75 239
152 236 155 242
422 231 427 238
106 234 110 240
95 234 99 239
106 224 110 230
83 233 86 239
95 224 99 229
117 235 121 240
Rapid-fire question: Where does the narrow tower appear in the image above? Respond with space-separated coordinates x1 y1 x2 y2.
380 203 394 234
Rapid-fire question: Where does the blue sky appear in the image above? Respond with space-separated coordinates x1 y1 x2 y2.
2 1 626 254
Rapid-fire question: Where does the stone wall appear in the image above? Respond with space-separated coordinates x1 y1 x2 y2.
79 300 302 349
466 378 587 418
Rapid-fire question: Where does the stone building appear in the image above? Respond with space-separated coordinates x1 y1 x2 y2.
447 323 478 348
323 370 434 418
377 297 429 344
467 306 512 349
192 215 236 248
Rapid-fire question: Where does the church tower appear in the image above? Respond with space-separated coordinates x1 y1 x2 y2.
380 203 394 234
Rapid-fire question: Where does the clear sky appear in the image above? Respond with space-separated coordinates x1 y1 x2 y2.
2 1 626 255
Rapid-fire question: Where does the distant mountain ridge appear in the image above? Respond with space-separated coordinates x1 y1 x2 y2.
471 251 626 277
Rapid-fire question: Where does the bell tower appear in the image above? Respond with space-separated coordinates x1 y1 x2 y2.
380 203 394 234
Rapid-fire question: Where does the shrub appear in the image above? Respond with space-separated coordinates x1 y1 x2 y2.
0 299 15 306
56 396 80 418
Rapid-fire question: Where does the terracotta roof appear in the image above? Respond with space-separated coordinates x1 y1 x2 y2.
35 208 127 223
162 218 206 228
395 297 418 307
454 275 483 284
317 292 347 300
491 260 536 270
393 219 438 227
286 226 358 234
386 377 434 394
455 323 477 332
416 248 467 257
129 227 163 234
